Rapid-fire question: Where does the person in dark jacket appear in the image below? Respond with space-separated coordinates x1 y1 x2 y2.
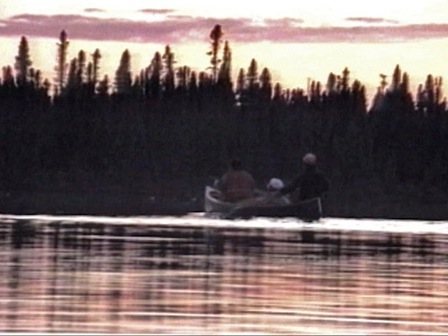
279 153 330 201
216 158 256 202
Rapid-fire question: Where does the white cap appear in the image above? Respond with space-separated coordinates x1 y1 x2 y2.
267 178 284 190
302 153 317 165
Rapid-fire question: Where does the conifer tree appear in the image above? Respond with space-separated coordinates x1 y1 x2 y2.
66 58 78 90
247 59 259 90
42 78 51 94
92 48 101 86
401 72 410 94
147 51 162 99
55 30 69 94
97 75 110 95
188 71 198 99
86 63 93 85
380 74 388 92
326 73 337 93
2 66 15 88
14 36 32 86
259 67 272 100
208 24 223 82
235 68 246 106
162 45 175 94
77 50 86 85
391 64 401 91
31 68 42 89
114 49 132 94
217 41 232 86
341 67 350 91
273 82 282 101
176 66 191 89
236 68 245 93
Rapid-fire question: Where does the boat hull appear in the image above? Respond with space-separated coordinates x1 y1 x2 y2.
204 186 322 221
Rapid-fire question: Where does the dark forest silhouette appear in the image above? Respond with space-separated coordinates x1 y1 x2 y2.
1 25 447 217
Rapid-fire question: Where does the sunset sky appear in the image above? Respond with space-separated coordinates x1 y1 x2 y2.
1 0 448 102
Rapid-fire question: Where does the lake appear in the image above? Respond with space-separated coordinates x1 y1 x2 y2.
0 213 447 334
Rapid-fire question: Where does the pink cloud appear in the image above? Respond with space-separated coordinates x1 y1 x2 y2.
345 17 400 25
84 8 105 13
0 13 447 44
139 9 176 15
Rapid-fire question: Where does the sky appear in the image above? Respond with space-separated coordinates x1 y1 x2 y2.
1 0 448 102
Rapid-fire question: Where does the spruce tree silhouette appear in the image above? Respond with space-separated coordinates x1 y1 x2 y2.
14 36 32 86
208 24 223 83
114 49 132 95
55 30 69 95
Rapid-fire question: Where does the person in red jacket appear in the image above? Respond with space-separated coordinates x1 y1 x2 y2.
216 158 256 202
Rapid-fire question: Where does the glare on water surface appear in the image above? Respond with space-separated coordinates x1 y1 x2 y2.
0 213 447 334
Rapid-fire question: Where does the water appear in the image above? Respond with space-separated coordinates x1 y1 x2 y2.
0 213 447 334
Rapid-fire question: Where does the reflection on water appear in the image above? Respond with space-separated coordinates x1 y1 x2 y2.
0 214 447 334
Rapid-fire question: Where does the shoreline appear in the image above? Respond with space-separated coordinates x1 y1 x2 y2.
0 180 446 221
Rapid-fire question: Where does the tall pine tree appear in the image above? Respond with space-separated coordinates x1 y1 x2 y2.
14 36 32 86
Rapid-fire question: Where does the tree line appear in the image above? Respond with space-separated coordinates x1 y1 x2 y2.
1 25 447 196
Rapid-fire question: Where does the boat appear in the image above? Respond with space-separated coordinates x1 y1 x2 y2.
204 186 322 221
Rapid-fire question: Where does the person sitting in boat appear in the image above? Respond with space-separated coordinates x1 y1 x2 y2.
216 158 256 202
278 153 330 202
236 177 290 208
263 178 291 205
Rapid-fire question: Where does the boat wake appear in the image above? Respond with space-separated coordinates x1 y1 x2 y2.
0 212 447 235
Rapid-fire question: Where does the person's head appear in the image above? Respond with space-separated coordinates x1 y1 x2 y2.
302 153 317 166
230 158 243 170
266 178 284 191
